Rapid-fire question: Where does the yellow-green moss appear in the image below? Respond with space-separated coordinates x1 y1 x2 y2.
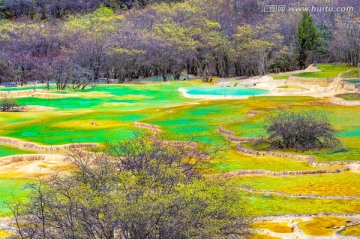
298 217 347 236
229 172 360 196
252 221 293 233
0 230 11 238
340 224 360 236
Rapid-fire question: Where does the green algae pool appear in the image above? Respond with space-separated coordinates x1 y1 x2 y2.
2 87 360 157
346 79 360 85
16 83 195 110
0 145 35 157
0 79 360 217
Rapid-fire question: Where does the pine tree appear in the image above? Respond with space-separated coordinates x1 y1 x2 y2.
296 12 319 69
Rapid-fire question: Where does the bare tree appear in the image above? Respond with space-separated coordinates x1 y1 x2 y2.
265 111 344 151
6 134 250 239
331 14 360 67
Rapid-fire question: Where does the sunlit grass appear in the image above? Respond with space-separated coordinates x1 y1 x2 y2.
294 64 356 78
341 69 360 78
271 64 357 80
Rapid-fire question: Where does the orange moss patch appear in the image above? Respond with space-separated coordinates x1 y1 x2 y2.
298 216 347 236
340 224 360 236
252 221 293 233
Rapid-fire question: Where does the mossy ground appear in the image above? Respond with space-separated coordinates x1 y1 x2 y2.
341 69 360 78
298 216 347 236
294 64 357 78
230 172 360 196
271 63 359 80
340 223 360 236
202 149 335 173
245 194 360 216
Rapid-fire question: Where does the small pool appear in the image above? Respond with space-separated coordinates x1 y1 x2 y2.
346 79 360 85
0 145 35 157
335 93 360 101
179 86 269 98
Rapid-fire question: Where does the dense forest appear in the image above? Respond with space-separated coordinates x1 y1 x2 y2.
0 0 359 87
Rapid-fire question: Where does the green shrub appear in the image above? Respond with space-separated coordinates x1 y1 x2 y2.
0 96 19 112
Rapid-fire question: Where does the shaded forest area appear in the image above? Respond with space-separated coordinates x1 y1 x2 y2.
0 0 359 87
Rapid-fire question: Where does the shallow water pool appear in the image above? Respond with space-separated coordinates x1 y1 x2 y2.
346 79 360 85
0 145 35 157
181 86 269 97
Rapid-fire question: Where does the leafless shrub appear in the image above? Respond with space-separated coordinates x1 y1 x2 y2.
5 134 250 239
265 110 344 151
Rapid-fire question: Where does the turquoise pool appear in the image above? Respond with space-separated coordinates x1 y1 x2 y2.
346 79 360 85
180 86 269 97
